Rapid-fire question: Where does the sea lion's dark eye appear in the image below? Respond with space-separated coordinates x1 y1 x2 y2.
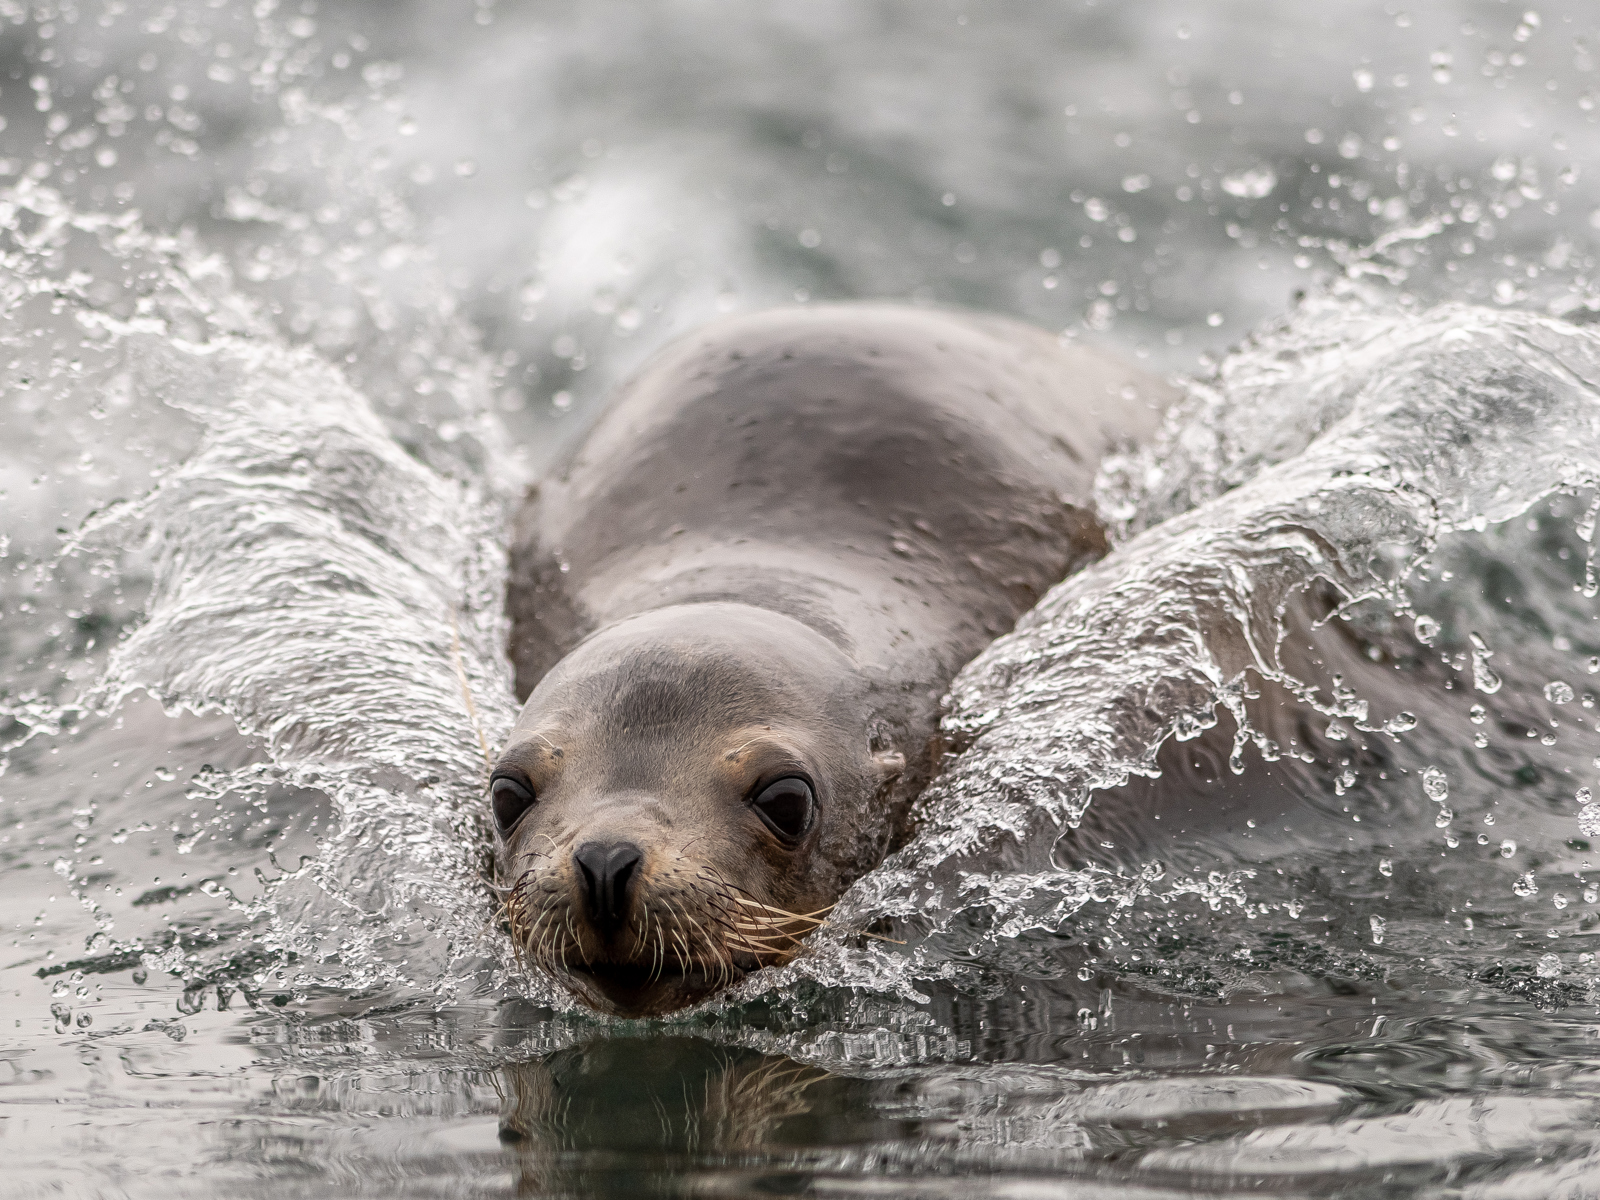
749 776 815 844
490 773 537 834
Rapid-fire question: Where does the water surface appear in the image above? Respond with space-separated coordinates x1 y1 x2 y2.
7 2 1600 1196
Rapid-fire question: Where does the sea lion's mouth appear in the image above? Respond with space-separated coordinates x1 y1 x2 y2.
567 957 739 1016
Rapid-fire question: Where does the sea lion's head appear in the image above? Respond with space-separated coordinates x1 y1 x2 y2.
490 602 904 1016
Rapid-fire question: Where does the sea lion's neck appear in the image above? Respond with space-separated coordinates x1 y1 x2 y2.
575 536 998 682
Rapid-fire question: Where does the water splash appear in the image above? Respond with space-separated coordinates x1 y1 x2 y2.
1 180 534 1004
751 295 1600 1000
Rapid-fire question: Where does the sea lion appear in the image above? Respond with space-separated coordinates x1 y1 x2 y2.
494 304 1175 1015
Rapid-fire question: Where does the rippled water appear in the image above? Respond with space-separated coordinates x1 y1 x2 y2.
9 1 1600 1196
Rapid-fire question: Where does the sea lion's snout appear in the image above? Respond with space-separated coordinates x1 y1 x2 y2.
572 840 643 935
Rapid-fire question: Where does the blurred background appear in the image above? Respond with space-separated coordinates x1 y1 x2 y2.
4 0 1596 462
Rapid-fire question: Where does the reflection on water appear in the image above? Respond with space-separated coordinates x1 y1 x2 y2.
9 0 1600 1196
495 1036 835 1193
19 982 1600 1197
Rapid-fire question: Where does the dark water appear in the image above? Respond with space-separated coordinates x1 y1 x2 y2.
7 2 1600 1196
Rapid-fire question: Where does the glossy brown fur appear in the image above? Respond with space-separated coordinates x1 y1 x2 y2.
497 304 1174 1015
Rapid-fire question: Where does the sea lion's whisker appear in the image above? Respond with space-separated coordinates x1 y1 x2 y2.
505 894 534 971
738 928 804 947
536 907 551 964
640 908 659 985
660 901 681 965
641 911 658 983
736 940 787 960
694 872 842 947
525 832 563 860
729 917 804 935
845 928 906 945
709 874 903 944
728 896 837 920
533 904 557 966
666 899 699 971
677 893 736 986
733 912 905 946
729 934 773 957
729 929 794 954
678 903 721 965
559 910 577 974
520 907 544 968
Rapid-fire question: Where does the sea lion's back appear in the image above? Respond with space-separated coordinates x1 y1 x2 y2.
508 306 1175 697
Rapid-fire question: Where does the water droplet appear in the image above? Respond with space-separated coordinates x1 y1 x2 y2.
1501 839 1518 858
1546 680 1576 704
1579 788 1593 805
1555 893 1571 909
1538 952 1562 978
1413 615 1440 644
1422 766 1449 802
1470 704 1487 724
1370 915 1386 944
1514 871 1538 897
1580 803 1600 839
1471 643 1503 693
1378 857 1393 877
1386 711 1418 734
1220 166 1276 198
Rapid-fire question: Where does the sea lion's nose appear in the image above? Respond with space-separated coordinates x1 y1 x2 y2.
574 841 643 934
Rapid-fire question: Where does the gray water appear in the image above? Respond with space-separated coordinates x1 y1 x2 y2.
8 2 1600 1196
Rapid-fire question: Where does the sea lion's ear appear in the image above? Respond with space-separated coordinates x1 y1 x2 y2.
872 750 906 780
